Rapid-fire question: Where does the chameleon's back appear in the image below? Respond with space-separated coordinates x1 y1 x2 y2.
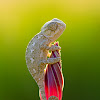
25 34 41 80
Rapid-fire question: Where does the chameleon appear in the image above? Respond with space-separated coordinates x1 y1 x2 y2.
25 18 66 100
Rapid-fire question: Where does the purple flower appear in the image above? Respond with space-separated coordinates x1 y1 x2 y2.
44 42 64 100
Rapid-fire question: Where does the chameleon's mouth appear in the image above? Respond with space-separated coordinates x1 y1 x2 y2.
40 42 64 100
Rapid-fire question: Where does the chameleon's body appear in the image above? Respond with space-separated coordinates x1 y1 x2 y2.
25 18 66 100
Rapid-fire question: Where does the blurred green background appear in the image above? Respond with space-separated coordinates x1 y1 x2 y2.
0 0 100 100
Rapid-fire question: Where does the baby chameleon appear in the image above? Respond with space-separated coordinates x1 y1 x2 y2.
25 18 66 100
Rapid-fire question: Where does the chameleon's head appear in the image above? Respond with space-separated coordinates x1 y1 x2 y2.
41 18 66 41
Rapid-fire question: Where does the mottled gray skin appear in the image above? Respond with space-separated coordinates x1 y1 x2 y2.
25 18 66 100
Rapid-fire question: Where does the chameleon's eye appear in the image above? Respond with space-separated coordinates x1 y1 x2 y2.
48 22 58 31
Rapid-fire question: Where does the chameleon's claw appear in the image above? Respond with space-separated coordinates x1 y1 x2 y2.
39 57 61 65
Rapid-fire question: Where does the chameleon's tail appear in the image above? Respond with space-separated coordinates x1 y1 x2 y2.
39 85 47 100
41 42 64 100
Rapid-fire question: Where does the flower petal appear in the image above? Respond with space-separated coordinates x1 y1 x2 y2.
44 42 64 100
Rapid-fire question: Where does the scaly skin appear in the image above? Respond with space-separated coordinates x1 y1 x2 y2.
25 18 66 100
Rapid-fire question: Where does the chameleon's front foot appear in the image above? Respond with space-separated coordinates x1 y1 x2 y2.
40 44 61 51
